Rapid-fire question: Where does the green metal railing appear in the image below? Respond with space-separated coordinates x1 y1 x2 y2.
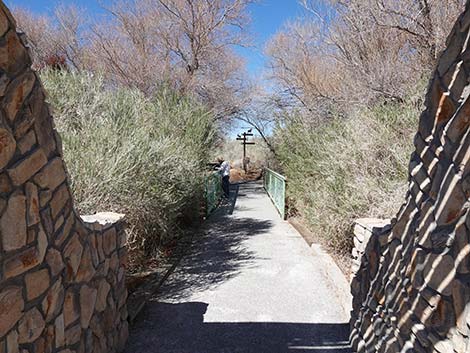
205 172 222 215
264 168 287 220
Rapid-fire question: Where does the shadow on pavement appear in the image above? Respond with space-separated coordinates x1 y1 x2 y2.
157 182 273 301
215 182 266 216
126 181 350 353
214 183 240 216
126 301 351 353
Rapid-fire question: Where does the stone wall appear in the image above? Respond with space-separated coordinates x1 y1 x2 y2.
0 3 128 353
350 2 470 352
351 219 390 281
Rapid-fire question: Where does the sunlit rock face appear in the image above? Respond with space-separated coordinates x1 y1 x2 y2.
350 3 470 352
0 2 128 352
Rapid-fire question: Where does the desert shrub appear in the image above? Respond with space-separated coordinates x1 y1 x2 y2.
275 99 419 255
42 70 216 257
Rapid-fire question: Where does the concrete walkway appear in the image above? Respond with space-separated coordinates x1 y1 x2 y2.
126 182 352 353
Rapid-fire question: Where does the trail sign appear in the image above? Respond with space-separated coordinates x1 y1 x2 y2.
237 129 256 172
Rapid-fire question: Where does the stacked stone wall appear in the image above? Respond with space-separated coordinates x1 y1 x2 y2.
0 3 128 353
351 2 470 352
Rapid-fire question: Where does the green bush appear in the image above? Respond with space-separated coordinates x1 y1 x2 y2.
42 70 216 257
275 100 419 255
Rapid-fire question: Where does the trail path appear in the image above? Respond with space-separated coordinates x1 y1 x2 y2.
126 182 352 353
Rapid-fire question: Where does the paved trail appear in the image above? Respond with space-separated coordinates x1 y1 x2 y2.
126 182 352 353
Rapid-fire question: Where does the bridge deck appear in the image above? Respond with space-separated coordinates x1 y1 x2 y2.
126 182 352 353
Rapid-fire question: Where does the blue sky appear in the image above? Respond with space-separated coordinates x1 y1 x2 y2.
239 1 304 76
7 0 304 77
9 0 304 138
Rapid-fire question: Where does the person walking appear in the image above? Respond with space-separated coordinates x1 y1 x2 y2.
217 157 231 198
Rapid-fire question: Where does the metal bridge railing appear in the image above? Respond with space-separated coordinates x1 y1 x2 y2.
205 172 222 216
263 168 287 220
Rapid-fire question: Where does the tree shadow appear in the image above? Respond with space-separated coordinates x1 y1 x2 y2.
126 181 350 352
158 183 274 301
126 301 352 353
214 183 240 216
232 181 266 199
215 182 269 214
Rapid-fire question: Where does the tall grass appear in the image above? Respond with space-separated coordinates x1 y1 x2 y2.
275 100 419 255
42 70 216 258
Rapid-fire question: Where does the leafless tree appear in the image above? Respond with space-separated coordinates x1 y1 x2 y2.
266 0 465 123
236 95 278 155
53 4 88 70
89 0 254 117
13 7 57 69
87 1 168 93
14 5 87 71
266 20 342 117
14 0 254 119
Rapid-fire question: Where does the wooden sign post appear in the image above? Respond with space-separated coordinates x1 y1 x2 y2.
236 129 255 172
